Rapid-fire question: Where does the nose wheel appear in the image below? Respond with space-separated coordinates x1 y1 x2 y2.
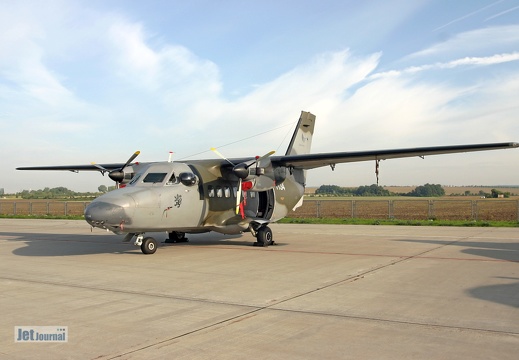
141 237 157 254
134 235 158 254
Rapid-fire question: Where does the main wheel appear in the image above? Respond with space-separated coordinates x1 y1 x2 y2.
141 237 157 254
256 226 273 247
166 231 187 243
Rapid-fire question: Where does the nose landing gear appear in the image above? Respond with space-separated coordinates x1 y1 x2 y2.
134 234 158 254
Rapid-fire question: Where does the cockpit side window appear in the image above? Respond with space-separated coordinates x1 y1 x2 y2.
143 173 167 183
166 173 177 185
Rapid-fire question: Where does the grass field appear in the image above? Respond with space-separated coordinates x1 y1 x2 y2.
2 197 517 222
289 197 519 221
0 199 88 217
386 185 519 196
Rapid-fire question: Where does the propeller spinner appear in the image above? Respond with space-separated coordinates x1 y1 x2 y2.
92 151 140 184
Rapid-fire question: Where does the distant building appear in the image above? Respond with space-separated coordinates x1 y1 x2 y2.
304 187 317 195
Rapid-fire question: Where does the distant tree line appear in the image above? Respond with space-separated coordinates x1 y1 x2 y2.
315 183 446 197
487 189 511 198
16 187 102 199
315 184 393 197
406 184 445 197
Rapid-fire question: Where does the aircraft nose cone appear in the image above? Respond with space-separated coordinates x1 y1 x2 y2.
85 194 135 231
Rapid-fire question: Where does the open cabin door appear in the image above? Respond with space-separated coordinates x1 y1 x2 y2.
243 189 275 219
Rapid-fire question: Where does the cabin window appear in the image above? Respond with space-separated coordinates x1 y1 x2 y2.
250 192 256 198
208 185 214 198
143 173 167 183
224 186 231 198
216 186 223 198
232 187 237 198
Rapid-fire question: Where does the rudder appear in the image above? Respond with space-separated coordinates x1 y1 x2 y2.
285 111 316 156
285 111 316 186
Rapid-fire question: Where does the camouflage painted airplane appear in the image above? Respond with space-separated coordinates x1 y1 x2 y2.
17 111 518 254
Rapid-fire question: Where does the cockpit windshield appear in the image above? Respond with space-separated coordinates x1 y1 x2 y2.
143 173 168 183
127 164 179 187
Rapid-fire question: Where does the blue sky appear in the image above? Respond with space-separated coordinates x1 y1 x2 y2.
2 0 519 193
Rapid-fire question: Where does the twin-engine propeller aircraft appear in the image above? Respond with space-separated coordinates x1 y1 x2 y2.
17 111 518 254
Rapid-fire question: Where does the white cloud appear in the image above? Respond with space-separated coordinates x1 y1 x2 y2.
223 51 380 124
108 20 222 98
409 25 519 60
372 52 519 79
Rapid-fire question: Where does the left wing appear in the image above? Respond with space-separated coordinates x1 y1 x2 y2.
272 142 519 170
16 150 143 185
16 163 126 172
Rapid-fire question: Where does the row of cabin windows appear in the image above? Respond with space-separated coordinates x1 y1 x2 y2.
207 185 256 199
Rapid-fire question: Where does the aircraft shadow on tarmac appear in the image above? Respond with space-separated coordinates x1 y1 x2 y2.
394 238 519 262
468 277 519 309
396 238 519 309
4 232 277 257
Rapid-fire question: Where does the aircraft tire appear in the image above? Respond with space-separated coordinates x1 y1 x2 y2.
256 226 273 247
141 237 157 254
166 231 187 243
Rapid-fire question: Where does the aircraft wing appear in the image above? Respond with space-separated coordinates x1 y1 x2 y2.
272 142 519 170
16 164 126 172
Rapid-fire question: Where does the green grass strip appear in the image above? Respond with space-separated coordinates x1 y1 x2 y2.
278 217 519 227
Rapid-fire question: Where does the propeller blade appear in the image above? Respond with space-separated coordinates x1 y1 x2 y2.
235 178 242 215
245 150 276 170
257 150 276 161
210 147 235 166
122 151 140 170
91 162 108 175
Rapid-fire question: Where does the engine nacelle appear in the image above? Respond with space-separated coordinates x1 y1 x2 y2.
109 165 136 184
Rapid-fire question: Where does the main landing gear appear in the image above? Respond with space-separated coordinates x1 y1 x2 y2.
250 224 275 247
165 231 188 243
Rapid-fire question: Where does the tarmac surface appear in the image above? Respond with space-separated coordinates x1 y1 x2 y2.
1 219 518 359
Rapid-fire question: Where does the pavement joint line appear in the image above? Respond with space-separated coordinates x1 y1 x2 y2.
0 275 262 309
266 307 519 336
105 306 266 359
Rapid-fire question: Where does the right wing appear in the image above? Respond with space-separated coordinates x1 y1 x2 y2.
272 142 519 170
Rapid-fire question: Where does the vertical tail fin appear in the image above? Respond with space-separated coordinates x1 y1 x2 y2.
285 111 316 156
285 111 316 186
